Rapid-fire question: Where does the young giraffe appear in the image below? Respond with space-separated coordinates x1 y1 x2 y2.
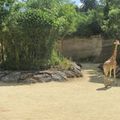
103 40 120 87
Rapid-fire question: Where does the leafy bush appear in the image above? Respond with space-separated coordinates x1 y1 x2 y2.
58 58 72 70
73 10 102 37
0 1 78 70
102 8 120 39
2 9 59 70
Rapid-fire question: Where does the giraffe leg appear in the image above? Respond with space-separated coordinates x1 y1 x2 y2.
113 68 117 86
109 68 112 78
113 68 116 78
103 67 109 88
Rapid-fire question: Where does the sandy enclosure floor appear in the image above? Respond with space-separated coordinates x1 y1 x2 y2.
0 63 120 120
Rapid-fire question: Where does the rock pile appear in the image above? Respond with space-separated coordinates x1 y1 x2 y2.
0 63 83 84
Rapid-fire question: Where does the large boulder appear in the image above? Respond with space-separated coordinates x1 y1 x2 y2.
69 62 83 77
1 72 21 82
33 73 52 82
63 70 76 78
52 71 67 82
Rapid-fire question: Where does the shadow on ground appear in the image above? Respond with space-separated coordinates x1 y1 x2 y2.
96 86 112 91
0 82 30 87
82 63 120 91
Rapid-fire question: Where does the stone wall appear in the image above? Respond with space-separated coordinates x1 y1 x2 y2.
95 39 114 62
59 35 102 62
96 39 120 63
59 36 117 63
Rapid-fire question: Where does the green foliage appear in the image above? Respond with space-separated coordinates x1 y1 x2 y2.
74 10 102 37
58 4 78 36
80 0 98 12
0 0 14 28
1 0 120 70
59 58 72 70
101 0 120 38
49 49 62 66
74 0 120 39
57 57 72 70
0 0 78 70
2 9 59 70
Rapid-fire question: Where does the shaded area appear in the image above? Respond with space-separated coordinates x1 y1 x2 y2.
96 86 112 91
82 63 120 91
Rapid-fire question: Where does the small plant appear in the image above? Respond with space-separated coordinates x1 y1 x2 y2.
58 58 72 70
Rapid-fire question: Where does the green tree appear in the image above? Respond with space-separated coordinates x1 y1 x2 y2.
74 0 102 37
0 0 15 63
1 0 78 70
100 0 120 38
80 0 98 12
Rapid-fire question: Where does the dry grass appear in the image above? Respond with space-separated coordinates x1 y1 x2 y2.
0 63 120 120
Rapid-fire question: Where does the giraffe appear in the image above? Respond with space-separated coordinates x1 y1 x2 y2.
103 40 120 87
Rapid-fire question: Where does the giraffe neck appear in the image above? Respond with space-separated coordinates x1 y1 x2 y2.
112 44 118 59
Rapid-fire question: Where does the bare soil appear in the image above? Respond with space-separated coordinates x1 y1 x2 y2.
0 63 120 120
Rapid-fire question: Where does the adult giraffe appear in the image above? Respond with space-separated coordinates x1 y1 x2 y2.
103 40 120 88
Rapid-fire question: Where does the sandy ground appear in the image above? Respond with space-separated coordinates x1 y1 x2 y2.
0 63 120 120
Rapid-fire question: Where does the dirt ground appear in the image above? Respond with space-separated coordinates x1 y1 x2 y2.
0 63 120 120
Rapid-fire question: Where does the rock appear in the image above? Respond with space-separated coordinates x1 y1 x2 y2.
33 74 52 82
20 72 33 80
1 72 21 82
0 62 83 83
76 63 82 68
70 62 81 71
52 71 67 82
0 71 10 79
35 70 53 75
22 78 37 84
69 62 83 77
71 67 83 77
64 70 75 78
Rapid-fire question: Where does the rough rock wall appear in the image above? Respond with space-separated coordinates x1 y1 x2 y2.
59 35 102 62
59 36 118 63
96 39 120 63
95 39 114 62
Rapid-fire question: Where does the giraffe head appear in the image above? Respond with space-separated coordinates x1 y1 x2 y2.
114 40 120 45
